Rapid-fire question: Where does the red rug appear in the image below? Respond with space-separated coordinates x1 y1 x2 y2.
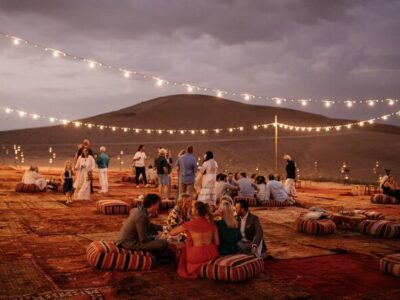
265 253 400 298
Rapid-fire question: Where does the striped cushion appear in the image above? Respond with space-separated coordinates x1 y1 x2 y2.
234 197 258 207
199 254 264 282
380 254 400 277
15 183 43 193
362 211 384 220
371 194 399 204
263 200 292 207
121 176 135 182
86 241 154 271
132 199 175 210
96 200 130 215
359 220 400 238
295 217 336 235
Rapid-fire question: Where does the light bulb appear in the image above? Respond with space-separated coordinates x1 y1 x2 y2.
368 101 374 106
244 94 250 101
187 86 193 92
49 117 55 123
124 71 130 78
346 101 353 107
89 61 95 68
301 100 307 106
217 91 223 98
157 79 163 86
13 39 20 45
53 51 59 57
325 102 331 107
32 114 39 119
5 108 11 114
19 111 26 117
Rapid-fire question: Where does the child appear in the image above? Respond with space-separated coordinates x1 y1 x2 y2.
61 160 74 204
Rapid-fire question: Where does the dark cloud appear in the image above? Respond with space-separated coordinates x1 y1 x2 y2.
0 0 399 130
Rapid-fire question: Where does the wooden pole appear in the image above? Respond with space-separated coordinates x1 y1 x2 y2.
274 115 278 175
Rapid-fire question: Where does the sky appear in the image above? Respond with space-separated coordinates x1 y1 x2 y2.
0 0 399 130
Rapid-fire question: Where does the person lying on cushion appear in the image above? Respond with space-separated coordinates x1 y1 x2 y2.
170 201 220 279
235 199 267 258
116 194 167 257
21 165 47 190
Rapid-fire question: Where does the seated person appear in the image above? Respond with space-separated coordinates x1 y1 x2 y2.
265 174 294 204
215 199 241 255
235 199 267 258
170 201 220 279
381 175 400 201
236 172 255 198
115 194 167 256
255 176 267 203
226 172 238 197
167 193 192 228
214 173 237 201
22 166 47 190
146 165 159 186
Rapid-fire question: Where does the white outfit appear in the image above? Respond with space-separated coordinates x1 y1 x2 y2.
98 168 108 193
74 156 95 200
133 151 147 167
284 178 297 197
22 171 47 190
146 168 158 184
197 159 218 206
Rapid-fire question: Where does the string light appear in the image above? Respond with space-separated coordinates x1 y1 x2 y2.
1 32 399 108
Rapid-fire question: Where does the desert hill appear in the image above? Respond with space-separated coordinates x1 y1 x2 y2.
0 94 399 181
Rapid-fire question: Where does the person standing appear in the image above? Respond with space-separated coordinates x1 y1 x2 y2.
133 145 149 188
75 148 95 200
96 146 109 193
197 151 218 206
61 160 74 204
284 154 297 198
175 146 197 198
155 149 169 200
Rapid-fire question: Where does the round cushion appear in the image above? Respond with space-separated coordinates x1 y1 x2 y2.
121 176 135 183
361 211 384 220
96 200 131 215
380 254 400 277
359 220 400 238
199 254 264 282
15 183 43 193
371 194 399 204
263 200 292 207
295 217 336 235
234 196 258 207
86 241 154 271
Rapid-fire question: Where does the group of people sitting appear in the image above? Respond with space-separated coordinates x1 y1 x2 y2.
215 172 295 205
116 193 266 279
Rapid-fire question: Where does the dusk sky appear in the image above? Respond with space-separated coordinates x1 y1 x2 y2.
0 0 399 130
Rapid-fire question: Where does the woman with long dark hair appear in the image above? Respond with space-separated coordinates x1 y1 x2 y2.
197 151 218 206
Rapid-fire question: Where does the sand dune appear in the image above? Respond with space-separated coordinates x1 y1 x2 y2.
0 94 399 181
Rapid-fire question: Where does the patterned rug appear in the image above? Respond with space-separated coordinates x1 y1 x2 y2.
11 287 115 300
0 259 58 297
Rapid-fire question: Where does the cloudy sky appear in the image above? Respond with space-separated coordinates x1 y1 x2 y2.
0 0 399 130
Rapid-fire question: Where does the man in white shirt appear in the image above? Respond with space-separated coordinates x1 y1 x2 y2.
133 145 149 188
235 199 267 257
265 174 295 204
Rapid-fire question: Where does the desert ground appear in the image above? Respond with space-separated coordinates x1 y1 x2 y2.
0 164 399 299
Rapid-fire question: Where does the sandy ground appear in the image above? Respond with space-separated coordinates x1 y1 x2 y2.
0 165 399 299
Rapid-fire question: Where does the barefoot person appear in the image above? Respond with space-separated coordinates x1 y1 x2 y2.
74 148 95 200
61 160 74 204
170 201 219 279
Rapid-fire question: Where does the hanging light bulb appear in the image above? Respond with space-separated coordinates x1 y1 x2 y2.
253 125 258 130
124 71 130 78
368 100 375 106
87 124 92 128
158 129 162 134
19 111 26 117
49 117 55 123
53 50 59 57
346 101 353 107
99 125 104 130
5 108 11 114
180 130 185 134
301 99 308 106
135 129 140 133
387 99 395 106
32 114 39 119
169 130 174 134
382 115 388 120
123 128 128 132
61 119 69 125
88 61 95 68
13 38 20 45
243 94 251 101
215 129 220 133
187 85 193 92
217 91 223 98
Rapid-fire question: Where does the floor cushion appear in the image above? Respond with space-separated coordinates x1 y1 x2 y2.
96 200 130 215
234 196 258 207
15 183 43 193
262 200 292 207
121 176 135 183
199 254 264 282
380 254 400 277
295 217 336 235
359 220 400 238
86 241 154 271
371 194 399 204
354 210 384 220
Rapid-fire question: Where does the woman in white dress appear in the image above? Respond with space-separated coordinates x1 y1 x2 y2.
197 151 218 206
74 148 95 200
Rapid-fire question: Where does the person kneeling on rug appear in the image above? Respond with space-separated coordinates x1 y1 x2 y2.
235 199 267 258
170 201 220 279
22 166 47 190
115 194 167 257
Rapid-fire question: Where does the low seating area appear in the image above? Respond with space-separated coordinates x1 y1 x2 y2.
86 241 154 271
294 217 336 235
96 200 131 215
263 200 292 207
371 194 399 204
198 254 264 282
121 176 135 183
233 196 258 207
132 198 175 210
380 254 400 277
15 183 44 193
359 220 400 239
